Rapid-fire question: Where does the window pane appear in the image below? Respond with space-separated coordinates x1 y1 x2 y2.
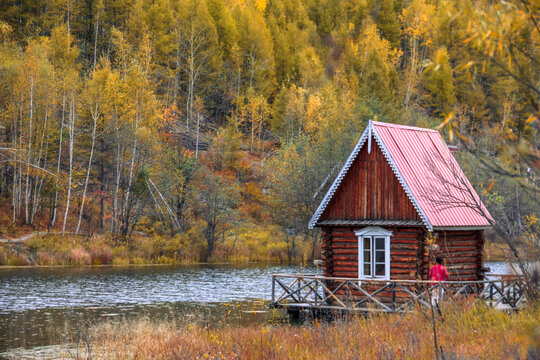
364 263 371 276
363 251 371 263
375 263 385 276
375 237 385 250
375 250 385 262
363 237 371 250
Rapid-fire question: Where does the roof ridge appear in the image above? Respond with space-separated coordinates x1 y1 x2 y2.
308 119 493 229
372 121 439 133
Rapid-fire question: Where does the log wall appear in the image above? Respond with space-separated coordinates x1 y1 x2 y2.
322 226 424 279
422 230 485 282
320 140 421 222
322 226 485 282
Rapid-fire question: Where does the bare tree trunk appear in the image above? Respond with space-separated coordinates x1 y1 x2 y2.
16 99 23 218
11 167 17 222
404 36 417 108
30 103 49 225
98 138 105 230
76 111 97 234
147 178 180 229
122 101 139 234
111 132 121 233
250 116 254 153
235 66 241 127
62 95 75 236
24 77 34 224
11 100 19 222
146 180 166 222
93 7 100 71
258 114 263 154
52 94 66 227
186 19 195 130
195 112 200 158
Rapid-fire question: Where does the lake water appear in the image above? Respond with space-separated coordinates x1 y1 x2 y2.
0 263 317 353
0 262 512 354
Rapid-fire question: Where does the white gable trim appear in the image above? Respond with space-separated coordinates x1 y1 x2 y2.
308 122 371 229
308 120 433 231
371 125 433 231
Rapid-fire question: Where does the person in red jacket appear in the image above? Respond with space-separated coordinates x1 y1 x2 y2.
429 256 449 305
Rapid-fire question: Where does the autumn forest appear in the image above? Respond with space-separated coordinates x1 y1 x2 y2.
0 0 538 265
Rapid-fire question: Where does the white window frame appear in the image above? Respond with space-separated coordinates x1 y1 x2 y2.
355 227 392 280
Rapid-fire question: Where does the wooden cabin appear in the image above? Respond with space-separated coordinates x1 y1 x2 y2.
309 120 493 282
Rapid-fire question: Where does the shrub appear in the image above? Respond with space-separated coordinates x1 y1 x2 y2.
113 245 130 259
130 256 145 265
0 245 10 265
0 214 17 234
56 249 71 266
70 247 91 265
37 251 55 266
157 255 173 264
132 237 154 260
113 257 130 266
90 243 113 265
7 254 29 266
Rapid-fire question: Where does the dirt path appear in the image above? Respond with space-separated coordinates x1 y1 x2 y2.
0 231 63 243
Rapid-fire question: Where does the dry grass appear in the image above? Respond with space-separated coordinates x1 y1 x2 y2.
69 247 91 265
81 303 539 360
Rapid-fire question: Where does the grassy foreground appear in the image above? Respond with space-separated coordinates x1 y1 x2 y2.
70 304 539 360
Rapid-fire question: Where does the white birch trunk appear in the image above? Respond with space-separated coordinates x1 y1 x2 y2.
30 103 49 224
24 77 34 224
52 95 66 227
111 131 121 233
404 37 417 108
122 100 139 231
195 112 200 158
75 110 97 234
62 95 75 236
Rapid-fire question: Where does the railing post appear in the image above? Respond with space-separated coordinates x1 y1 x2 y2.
271 275 275 304
346 280 350 309
315 278 318 308
391 282 396 312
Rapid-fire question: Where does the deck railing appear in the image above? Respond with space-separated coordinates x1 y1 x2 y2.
271 274 527 313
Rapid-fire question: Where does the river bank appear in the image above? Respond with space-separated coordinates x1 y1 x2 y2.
0 231 521 268
0 228 310 267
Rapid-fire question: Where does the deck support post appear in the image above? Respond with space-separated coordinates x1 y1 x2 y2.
271 275 275 305
314 278 318 308
391 282 396 311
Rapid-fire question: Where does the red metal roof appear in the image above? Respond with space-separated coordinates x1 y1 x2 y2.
372 121 492 228
309 120 493 229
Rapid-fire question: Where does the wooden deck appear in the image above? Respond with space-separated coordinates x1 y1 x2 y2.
270 274 526 315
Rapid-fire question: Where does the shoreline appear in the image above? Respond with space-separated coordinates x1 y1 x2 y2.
0 260 292 269
0 258 509 269
0 231 520 268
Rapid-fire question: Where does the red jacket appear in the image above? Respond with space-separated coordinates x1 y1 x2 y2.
429 264 449 282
